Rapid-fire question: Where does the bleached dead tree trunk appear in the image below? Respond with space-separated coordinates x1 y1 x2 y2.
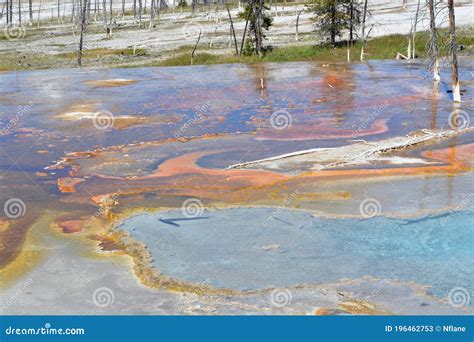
71 0 76 21
107 0 113 38
360 0 368 61
102 0 107 26
191 29 201 65
7 0 10 24
411 0 420 59
109 0 112 21
157 0 162 21
448 0 460 102
149 0 155 27
227 5 239 54
5 0 10 26
18 0 22 25
37 0 42 27
138 0 142 27
78 0 89 66
428 0 440 81
295 9 302 42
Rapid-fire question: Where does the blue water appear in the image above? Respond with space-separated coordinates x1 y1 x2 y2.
118 208 473 299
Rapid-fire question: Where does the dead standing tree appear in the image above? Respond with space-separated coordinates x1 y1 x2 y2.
408 0 421 59
78 0 89 66
295 9 302 41
226 5 239 54
447 0 461 102
5 0 10 26
138 0 142 27
102 0 107 26
18 0 21 25
8 0 13 26
359 0 368 61
149 0 156 27
428 0 440 81
239 0 254 57
191 29 202 65
107 0 113 38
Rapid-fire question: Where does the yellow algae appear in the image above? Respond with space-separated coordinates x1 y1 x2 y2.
313 307 345 315
338 300 390 315
112 228 239 296
0 219 9 233
283 191 351 202
0 214 52 290
55 101 99 120
74 204 240 295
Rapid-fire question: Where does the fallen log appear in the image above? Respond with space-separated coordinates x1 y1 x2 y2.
227 128 474 172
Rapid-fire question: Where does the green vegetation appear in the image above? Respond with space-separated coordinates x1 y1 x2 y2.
0 26 472 72
156 26 474 67
0 48 148 71
238 0 273 55
58 47 147 59
307 0 361 46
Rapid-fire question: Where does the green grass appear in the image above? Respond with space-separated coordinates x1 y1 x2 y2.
155 26 474 67
58 47 147 59
0 46 150 72
0 26 472 72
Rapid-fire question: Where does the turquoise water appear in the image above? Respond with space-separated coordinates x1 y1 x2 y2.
1 60 473 305
118 208 473 299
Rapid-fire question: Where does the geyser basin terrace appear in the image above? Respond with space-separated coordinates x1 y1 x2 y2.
0 59 473 315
